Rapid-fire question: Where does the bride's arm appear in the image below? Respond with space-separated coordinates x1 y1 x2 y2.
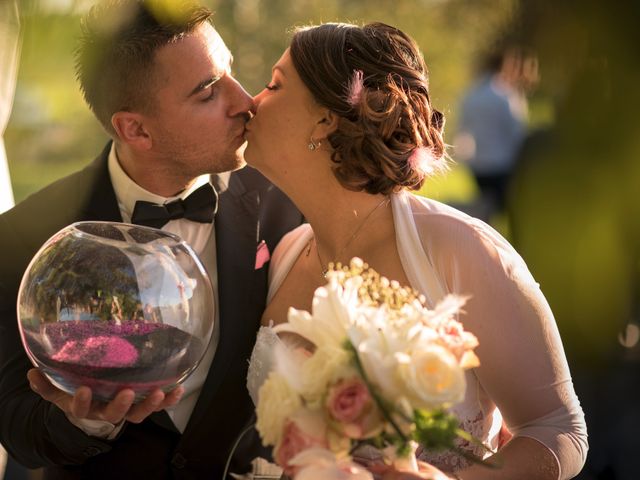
422 215 587 480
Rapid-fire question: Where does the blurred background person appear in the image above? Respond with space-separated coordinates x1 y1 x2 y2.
454 43 539 223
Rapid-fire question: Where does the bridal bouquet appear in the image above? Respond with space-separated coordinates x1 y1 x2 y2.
255 258 482 479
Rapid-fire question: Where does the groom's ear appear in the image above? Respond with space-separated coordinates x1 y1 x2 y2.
313 109 339 140
111 111 152 151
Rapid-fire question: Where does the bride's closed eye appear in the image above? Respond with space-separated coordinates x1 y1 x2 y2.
265 83 279 91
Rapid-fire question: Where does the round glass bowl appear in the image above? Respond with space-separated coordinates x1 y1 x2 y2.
17 221 214 402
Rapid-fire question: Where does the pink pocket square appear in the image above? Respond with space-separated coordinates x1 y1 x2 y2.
255 240 270 269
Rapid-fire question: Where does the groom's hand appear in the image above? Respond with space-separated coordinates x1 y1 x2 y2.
27 368 184 425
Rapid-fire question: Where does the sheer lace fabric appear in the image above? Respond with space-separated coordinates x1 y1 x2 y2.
248 191 587 479
247 326 282 407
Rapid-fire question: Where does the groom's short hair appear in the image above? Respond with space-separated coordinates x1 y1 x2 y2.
75 0 213 136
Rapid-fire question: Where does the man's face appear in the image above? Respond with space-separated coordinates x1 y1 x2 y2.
144 23 252 177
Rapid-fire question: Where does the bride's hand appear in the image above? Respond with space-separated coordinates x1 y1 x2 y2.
27 368 184 425
368 460 455 480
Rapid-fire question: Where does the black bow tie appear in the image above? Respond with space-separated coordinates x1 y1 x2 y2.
131 182 217 229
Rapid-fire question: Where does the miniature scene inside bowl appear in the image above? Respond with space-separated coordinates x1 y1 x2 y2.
17 221 214 402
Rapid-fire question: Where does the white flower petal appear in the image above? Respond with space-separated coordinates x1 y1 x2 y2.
256 372 302 446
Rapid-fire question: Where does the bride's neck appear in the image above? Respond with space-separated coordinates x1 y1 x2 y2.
286 176 392 259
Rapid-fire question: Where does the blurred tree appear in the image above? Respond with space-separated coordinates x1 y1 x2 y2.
507 1 640 478
5 0 516 204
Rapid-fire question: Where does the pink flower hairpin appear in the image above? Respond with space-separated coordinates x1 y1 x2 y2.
407 146 448 176
347 70 364 107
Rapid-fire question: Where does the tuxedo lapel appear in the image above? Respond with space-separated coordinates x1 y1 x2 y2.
172 169 302 475
183 170 263 431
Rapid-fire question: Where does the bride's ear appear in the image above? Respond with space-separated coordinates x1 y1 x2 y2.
312 109 339 141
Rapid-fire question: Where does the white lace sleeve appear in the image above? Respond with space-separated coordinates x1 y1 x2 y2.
246 326 282 406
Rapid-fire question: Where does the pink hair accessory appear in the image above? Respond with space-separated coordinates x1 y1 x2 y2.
346 69 364 107
407 146 447 176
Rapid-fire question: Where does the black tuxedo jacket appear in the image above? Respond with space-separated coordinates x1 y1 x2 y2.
0 144 302 479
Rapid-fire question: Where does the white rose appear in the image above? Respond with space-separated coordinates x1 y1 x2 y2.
256 372 302 446
396 344 466 410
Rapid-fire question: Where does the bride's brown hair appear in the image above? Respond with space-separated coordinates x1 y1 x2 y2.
290 22 447 195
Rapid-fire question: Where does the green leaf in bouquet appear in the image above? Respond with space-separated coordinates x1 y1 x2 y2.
413 409 458 450
414 409 503 469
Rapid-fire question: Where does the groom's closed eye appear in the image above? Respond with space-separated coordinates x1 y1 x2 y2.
202 83 219 102
189 75 222 100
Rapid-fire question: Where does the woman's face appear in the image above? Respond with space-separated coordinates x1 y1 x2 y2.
244 49 323 181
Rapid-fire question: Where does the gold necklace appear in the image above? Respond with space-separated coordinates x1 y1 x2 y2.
311 197 389 278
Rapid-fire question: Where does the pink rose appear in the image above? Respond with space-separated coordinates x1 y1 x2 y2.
326 377 382 439
436 319 479 368
274 411 328 477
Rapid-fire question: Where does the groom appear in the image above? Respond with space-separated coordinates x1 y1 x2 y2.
0 1 301 478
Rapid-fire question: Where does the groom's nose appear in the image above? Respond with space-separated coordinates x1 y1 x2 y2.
226 76 253 117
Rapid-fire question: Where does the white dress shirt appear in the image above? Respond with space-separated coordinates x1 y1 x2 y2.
68 144 220 438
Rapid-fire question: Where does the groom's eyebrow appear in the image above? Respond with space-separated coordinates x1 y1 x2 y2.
188 56 233 98
188 75 222 97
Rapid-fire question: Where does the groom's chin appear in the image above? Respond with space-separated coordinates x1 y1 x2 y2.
212 149 247 174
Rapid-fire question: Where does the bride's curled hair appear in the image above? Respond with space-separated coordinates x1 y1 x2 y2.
290 22 447 195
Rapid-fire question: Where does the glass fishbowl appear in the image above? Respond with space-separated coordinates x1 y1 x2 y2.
17 221 214 402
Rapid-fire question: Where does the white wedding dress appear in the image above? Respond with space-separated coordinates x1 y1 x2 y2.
247 191 588 479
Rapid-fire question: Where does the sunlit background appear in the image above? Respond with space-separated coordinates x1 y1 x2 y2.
2 0 639 478
5 0 524 204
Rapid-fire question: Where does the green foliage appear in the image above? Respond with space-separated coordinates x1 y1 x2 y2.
413 408 458 451
507 0 640 366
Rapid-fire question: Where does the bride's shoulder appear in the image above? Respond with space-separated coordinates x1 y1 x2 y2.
401 193 524 269
269 223 312 281
272 224 311 258
403 193 485 241
282 222 312 239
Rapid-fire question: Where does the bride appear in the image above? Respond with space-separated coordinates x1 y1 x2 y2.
243 22 587 479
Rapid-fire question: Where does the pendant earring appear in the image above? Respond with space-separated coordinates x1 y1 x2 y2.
308 138 321 151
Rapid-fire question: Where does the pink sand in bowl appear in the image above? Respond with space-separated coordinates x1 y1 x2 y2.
52 335 139 368
24 320 204 401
